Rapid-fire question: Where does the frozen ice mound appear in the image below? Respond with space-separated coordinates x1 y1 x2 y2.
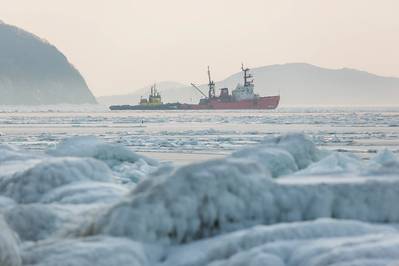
2 133 399 265
47 136 158 166
4 203 111 242
200 234 399 266
0 145 43 179
86 157 273 244
113 159 157 183
232 147 297 177
4 204 62 241
0 157 112 203
0 144 38 163
40 181 128 204
294 149 399 177
294 153 364 176
285 234 399 266
22 236 156 266
163 219 397 266
365 149 399 175
232 134 327 178
86 148 399 244
47 136 159 182
0 216 22 266
261 134 327 170
0 196 16 212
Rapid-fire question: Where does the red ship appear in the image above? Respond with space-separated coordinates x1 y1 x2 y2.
179 64 280 110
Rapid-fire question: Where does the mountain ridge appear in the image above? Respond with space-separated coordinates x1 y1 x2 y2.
0 21 97 105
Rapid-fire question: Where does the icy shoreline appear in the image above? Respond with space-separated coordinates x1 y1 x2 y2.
1 134 399 265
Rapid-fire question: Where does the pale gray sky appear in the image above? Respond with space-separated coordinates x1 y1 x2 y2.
1 0 399 96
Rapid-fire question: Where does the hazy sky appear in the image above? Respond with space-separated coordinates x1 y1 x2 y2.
1 0 399 96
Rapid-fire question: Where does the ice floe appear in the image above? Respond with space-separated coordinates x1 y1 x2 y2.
1 133 399 265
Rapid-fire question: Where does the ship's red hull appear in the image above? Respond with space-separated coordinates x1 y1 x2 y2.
179 95 280 110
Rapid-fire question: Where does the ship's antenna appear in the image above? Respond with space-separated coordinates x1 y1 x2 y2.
207 66 212 85
241 63 253 87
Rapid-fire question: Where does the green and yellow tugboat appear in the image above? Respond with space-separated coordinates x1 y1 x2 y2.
110 84 180 110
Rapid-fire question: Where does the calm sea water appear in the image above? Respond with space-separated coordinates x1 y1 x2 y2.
1 107 398 163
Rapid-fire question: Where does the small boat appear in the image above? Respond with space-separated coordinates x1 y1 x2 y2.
109 84 180 110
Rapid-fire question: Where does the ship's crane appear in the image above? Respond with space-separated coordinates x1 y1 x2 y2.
190 66 217 100
190 83 208 99
207 66 216 98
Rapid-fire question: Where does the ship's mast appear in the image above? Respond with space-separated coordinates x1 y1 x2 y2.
241 63 254 87
207 66 216 98
150 83 158 97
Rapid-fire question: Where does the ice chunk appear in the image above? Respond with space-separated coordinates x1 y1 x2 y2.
0 196 16 212
4 204 61 241
261 134 326 169
0 144 43 179
47 136 158 167
0 144 38 163
294 153 363 176
206 234 399 266
365 149 399 175
164 219 396 266
40 181 128 204
230 134 327 178
0 216 21 266
86 157 273 244
5 203 109 242
0 157 112 203
288 234 399 266
112 159 158 183
22 236 157 266
47 136 159 182
232 147 298 178
372 149 398 165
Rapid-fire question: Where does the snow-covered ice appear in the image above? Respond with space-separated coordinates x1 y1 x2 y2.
162 219 397 266
0 216 21 266
0 157 112 203
21 236 158 266
1 131 399 265
48 136 159 182
86 135 399 245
